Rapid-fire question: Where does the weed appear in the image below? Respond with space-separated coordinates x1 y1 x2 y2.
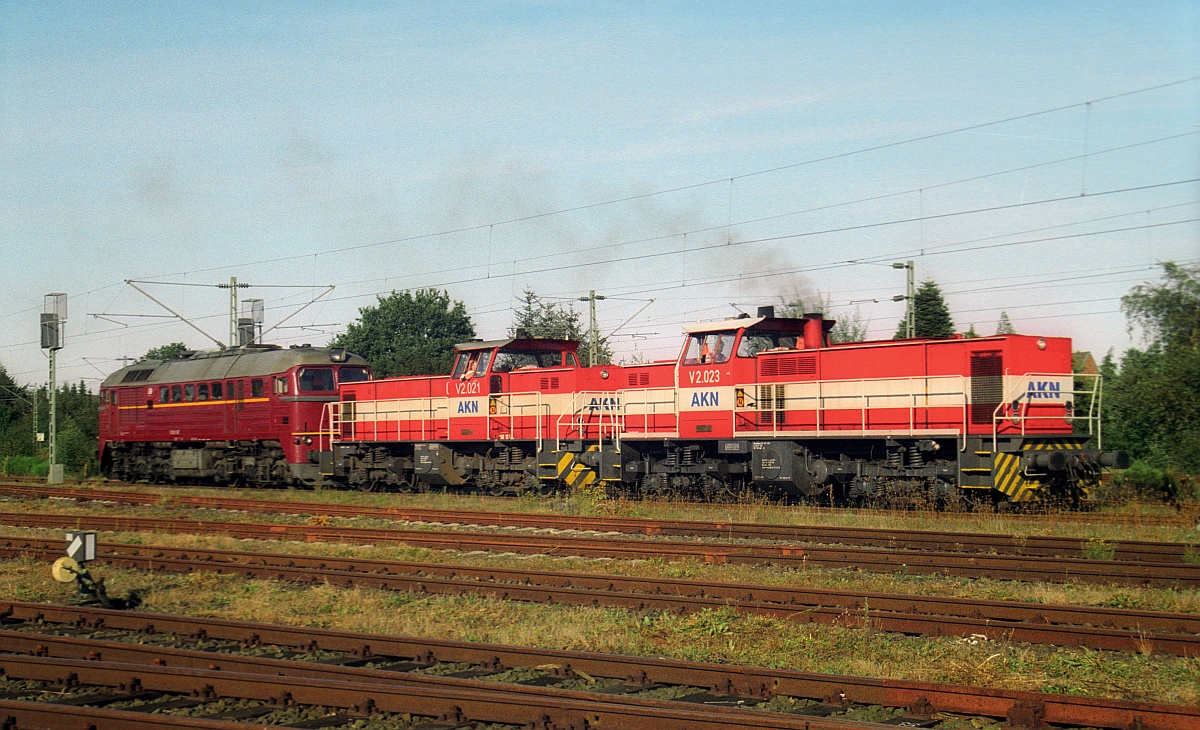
1081 538 1116 561
1183 547 1200 565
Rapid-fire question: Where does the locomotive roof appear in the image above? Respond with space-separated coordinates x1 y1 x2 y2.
683 315 829 334
101 345 368 388
455 337 580 352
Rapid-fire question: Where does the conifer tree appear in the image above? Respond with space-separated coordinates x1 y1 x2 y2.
895 279 955 339
995 311 1016 335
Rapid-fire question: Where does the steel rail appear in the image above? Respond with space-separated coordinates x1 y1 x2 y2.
0 630 898 728
3 537 1197 655
3 601 1197 730
3 510 1197 588
0 701 255 730
0 653 931 730
6 475 1197 529
3 481 1194 561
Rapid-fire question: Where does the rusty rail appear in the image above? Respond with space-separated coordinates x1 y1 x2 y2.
2 510 1196 588
3 601 1198 730
3 481 1194 561
3 537 1196 655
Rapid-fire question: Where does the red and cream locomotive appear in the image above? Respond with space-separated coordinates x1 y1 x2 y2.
322 308 1125 504
99 345 370 486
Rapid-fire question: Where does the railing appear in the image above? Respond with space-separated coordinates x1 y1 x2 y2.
486 391 549 449
555 391 625 451
322 397 451 445
991 372 1101 450
732 375 969 448
616 388 679 443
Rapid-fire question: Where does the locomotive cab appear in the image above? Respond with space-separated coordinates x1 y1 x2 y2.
676 312 833 439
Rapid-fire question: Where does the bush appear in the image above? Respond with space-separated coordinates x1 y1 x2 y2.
1105 461 1196 504
1 455 49 477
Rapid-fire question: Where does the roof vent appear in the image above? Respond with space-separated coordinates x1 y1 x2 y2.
757 306 775 318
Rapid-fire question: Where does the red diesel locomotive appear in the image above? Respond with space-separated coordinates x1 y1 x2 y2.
322 309 1124 504
99 344 370 486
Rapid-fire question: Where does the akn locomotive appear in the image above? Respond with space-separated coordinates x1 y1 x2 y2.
321 308 1126 505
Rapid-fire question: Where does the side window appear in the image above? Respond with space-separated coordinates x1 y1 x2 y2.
160 386 169 403
251 379 264 398
211 381 223 400
227 381 235 401
184 384 195 402
274 376 289 395
565 352 579 368
197 383 209 401
170 385 182 403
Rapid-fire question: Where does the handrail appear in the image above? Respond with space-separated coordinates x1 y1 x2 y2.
731 375 969 449
485 391 548 449
555 391 623 451
325 396 451 444
991 372 1101 451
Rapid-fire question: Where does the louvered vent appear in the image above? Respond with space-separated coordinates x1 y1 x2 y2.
760 356 816 377
627 372 650 386
121 369 153 383
539 377 561 390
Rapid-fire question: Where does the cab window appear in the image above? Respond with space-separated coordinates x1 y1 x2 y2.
565 352 579 368
170 385 182 402
451 353 470 378
738 332 799 357
473 351 492 378
211 382 223 400
683 332 734 365
184 384 195 402
274 376 289 395
197 383 209 401
493 350 563 372
298 367 335 392
160 386 169 403
337 367 370 384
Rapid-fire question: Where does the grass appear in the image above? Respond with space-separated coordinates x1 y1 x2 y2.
3 497 1199 614
1 553 1197 706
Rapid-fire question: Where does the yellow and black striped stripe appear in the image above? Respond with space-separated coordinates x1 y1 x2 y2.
539 445 622 490
992 439 1084 502
1022 439 1083 451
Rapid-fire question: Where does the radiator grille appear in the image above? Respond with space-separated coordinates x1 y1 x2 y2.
760 355 816 377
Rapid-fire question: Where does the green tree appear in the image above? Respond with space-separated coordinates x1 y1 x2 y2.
139 342 189 361
1104 263 1200 471
963 324 979 338
995 311 1016 334
0 363 35 459
895 279 955 339
510 288 612 364
330 289 475 378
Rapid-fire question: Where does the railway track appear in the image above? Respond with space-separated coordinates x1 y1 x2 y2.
5 476 1195 528
4 481 1195 563
4 601 1197 730
3 510 1198 588
3 536 1197 655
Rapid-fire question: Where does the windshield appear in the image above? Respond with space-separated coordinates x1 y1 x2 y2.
337 367 371 383
683 332 735 365
298 367 335 392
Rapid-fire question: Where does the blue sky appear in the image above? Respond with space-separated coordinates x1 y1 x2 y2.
1 1 1197 386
